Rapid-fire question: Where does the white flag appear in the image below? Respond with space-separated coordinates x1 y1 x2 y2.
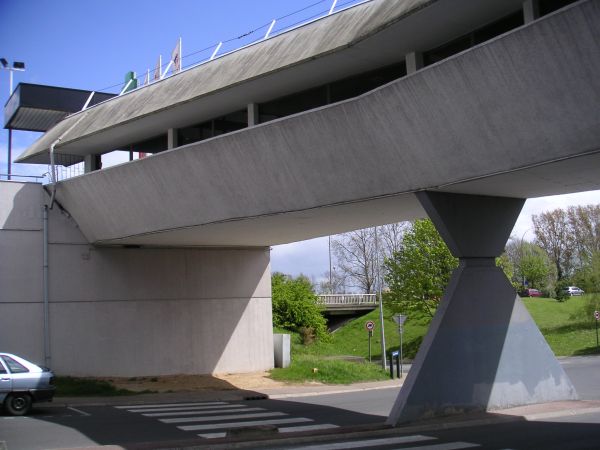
171 37 182 73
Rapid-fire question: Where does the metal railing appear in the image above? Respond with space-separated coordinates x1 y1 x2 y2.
0 173 47 183
318 293 378 306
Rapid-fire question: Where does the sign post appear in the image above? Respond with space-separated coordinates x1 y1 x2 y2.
365 320 375 362
393 314 407 377
595 310 599 348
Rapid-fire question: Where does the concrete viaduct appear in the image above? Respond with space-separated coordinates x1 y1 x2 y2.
2 0 599 424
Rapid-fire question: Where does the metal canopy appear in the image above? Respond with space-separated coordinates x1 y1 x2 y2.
4 83 115 132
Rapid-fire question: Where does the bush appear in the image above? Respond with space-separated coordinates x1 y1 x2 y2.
271 273 328 341
555 279 571 302
582 294 600 321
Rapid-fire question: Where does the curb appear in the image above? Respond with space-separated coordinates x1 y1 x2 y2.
266 381 403 399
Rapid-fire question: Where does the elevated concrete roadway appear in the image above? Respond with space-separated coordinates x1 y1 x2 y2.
37 0 600 247
17 0 526 163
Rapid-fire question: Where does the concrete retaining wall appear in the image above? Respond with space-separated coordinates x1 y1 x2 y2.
0 181 273 376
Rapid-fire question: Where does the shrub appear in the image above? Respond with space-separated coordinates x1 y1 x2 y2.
271 273 328 341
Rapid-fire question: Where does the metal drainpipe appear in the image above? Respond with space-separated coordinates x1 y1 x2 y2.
43 205 51 368
49 113 88 209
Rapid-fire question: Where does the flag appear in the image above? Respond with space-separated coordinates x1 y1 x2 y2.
154 55 162 80
171 37 182 73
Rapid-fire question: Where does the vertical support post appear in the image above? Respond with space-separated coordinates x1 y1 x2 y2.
210 42 223 60
168 128 179 149
368 330 372 362
328 0 338 15
389 354 394 379
247 103 260 127
375 226 387 370
387 192 577 426
7 129 12 180
264 19 276 39
84 154 101 173
399 326 403 378
406 51 424 74
81 91 96 111
396 352 400 378
523 0 540 23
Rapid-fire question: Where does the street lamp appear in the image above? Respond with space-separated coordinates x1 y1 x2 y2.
1 58 26 180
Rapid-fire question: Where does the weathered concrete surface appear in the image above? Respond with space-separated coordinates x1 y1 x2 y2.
387 192 577 425
18 0 531 163
17 0 433 161
42 0 600 247
0 182 274 376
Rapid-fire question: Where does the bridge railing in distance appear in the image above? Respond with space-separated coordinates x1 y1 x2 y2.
317 293 378 306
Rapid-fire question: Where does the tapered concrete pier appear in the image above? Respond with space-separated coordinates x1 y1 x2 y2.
387 192 578 425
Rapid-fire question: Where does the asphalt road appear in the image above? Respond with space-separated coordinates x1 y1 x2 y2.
1 355 599 450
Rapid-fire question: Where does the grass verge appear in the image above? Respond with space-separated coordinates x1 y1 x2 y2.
273 295 600 384
523 295 600 356
270 354 389 384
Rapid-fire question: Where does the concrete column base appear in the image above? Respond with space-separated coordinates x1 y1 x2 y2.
387 192 577 425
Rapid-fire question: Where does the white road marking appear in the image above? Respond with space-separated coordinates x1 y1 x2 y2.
286 434 435 450
67 407 90 416
198 432 227 439
161 411 286 424
143 406 261 417
125 404 246 413
114 401 226 409
179 417 312 431
279 423 339 433
400 442 480 450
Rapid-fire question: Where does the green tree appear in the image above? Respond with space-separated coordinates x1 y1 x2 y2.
519 242 553 290
384 219 458 317
271 272 328 341
573 251 600 294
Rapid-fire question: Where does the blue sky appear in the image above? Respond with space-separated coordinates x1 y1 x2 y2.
1 0 598 281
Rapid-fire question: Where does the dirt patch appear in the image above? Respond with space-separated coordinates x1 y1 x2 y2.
102 371 295 393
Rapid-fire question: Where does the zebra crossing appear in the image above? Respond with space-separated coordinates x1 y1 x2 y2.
115 400 339 439
115 401 483 448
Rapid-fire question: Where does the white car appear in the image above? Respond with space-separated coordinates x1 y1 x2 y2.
563 286 585 296
0 353 56 415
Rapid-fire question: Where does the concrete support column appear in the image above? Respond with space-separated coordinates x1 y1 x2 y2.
523 0 540 23
387 191 577 425
247 103 260 126
406 51 424 74
83 154 101 173
167 128 179 149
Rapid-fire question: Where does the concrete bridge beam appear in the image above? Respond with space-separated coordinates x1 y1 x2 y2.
387 191 577 425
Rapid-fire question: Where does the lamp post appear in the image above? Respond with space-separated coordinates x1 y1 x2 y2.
1 58 26 181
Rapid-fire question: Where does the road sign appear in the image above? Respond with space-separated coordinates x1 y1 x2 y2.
393 314 407 326
365 320 375 331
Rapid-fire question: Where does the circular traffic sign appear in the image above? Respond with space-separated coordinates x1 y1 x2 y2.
365 320 375 331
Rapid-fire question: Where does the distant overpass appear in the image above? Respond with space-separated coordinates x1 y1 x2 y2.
317 294 378 313
318 294 378 331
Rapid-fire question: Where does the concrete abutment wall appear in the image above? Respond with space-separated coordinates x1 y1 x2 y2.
0 181 274 376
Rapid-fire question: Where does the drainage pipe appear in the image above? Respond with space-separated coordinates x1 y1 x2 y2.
49 113 88 209
43 205 51 368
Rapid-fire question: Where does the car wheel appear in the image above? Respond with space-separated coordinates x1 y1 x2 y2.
4 393 32 416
